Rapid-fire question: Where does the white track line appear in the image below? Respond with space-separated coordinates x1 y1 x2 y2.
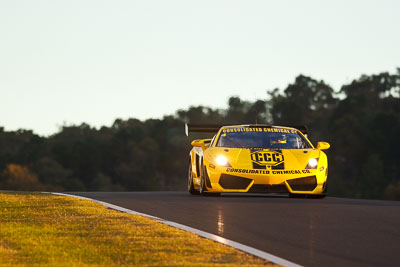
50 192 302 267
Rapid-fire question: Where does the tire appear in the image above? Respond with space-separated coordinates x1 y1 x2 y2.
199 163 221 197
199 164 207 195
323 168 328 193
188 163 199 195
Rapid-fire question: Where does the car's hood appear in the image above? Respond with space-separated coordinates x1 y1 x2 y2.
205 147 320 170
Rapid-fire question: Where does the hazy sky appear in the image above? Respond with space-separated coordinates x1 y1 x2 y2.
1 0 399 136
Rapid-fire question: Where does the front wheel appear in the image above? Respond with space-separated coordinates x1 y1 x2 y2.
188 163 199 195
199 164 221 197
199 164 207 195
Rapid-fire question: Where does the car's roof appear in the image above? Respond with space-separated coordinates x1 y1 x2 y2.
184 123 308 135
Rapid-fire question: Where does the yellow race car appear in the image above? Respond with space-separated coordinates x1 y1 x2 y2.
186 124 330 197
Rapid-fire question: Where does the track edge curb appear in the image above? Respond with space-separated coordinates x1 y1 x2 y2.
49 192 302 267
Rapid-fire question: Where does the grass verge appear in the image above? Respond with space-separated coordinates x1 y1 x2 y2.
0 193 275 266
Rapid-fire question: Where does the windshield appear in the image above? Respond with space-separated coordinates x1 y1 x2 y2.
216 129 311 149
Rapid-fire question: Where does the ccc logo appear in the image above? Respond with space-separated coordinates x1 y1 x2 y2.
250 151 284 166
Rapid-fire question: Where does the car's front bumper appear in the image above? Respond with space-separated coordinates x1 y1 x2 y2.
205 165 327 194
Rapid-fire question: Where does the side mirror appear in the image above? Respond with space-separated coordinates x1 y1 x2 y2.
316 142 330 150
191 139 212 150
191 140 203 147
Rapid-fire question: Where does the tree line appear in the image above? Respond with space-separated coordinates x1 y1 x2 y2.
1 69 399 200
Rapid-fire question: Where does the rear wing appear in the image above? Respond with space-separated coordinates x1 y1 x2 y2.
185 123 307 136
185 123 223 136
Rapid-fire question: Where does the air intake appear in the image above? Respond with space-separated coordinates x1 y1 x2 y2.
219 174 252 190
286 176 317 191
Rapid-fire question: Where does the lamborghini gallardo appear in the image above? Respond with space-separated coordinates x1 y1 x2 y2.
186 124 330 197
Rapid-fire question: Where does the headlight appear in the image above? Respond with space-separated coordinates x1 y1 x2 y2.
306 158 319 169
216 155 228 166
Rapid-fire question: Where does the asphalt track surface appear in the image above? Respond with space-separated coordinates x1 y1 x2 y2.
72 191 400 267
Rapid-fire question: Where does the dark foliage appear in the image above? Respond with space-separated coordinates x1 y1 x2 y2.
1 69 399 200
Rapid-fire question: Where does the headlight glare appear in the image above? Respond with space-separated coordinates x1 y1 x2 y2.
306 158 319 169
216 155 228 166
